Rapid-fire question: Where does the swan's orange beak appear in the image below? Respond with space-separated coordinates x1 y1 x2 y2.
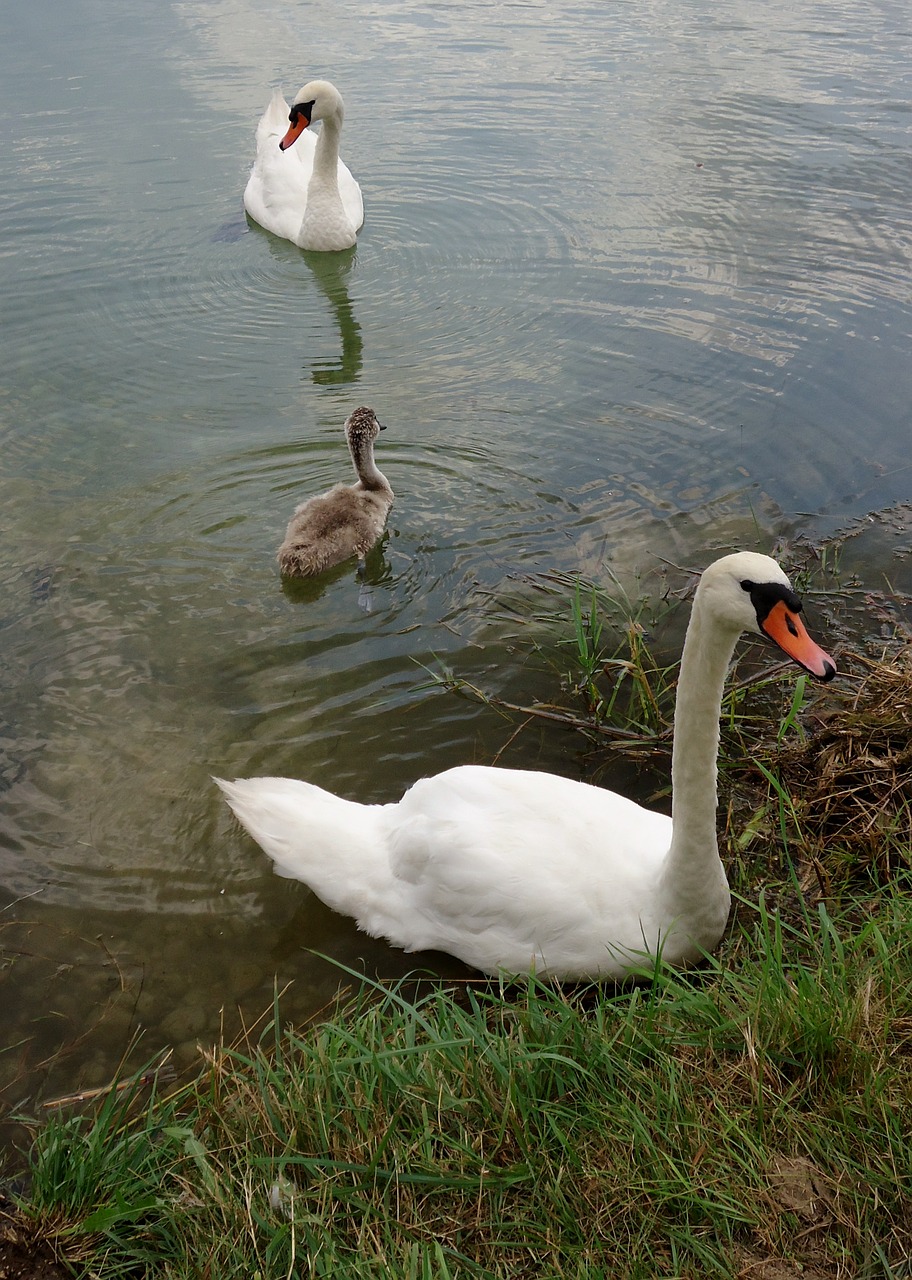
761 600 836 681
279 114 309 151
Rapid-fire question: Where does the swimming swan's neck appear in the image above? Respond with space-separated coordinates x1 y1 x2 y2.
660 604 740 908
311 116 343 185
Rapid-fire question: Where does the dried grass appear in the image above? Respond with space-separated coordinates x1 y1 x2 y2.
772 648 912 880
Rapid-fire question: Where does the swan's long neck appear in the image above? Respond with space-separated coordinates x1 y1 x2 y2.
660 600 739 908
349 437 391 493
311 115 343 188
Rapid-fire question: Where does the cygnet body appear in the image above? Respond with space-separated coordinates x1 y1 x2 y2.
277 407 393 578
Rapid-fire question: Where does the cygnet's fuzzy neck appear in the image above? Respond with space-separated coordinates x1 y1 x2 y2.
346 409 392 494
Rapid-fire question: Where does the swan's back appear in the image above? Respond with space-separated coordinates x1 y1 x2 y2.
254 88 294 153
386 765 676 974
243 91 314 242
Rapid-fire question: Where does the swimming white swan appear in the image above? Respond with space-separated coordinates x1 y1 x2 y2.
243 79 364 251
277 406 393 578
216 552 836 979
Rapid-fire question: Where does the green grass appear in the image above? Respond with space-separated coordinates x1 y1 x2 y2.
8 882 912 1278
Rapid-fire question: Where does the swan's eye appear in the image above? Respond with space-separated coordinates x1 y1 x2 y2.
288 101 315 127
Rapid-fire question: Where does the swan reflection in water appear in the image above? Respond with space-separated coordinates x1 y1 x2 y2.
302 245 364 387
250 234 363 386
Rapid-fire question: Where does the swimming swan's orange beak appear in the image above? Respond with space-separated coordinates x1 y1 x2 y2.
279 114 309 151
761 600 836 681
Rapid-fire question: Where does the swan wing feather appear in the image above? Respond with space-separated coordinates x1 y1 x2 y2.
383 767 673 975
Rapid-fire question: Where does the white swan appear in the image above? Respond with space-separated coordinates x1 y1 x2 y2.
277 406 393 577
243 79 364 251
216 552 836 980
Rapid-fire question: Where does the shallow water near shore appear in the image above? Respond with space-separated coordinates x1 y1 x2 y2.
1 0 911 1107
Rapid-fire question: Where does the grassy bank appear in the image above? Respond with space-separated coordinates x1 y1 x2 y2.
5 883 912 1278
4 550 912 1277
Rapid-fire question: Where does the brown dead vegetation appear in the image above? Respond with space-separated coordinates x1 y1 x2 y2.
773 647 912 883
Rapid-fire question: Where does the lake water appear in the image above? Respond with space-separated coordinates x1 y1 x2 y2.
2 0 911 1106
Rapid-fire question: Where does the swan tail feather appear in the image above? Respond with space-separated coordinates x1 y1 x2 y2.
214 776 393 923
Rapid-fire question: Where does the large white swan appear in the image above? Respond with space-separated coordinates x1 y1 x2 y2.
216 552 836 980
243 79 364 251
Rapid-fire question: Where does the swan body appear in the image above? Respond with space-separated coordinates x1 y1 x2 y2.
243 80 363 251
277 406 393 578
217 553 836 979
